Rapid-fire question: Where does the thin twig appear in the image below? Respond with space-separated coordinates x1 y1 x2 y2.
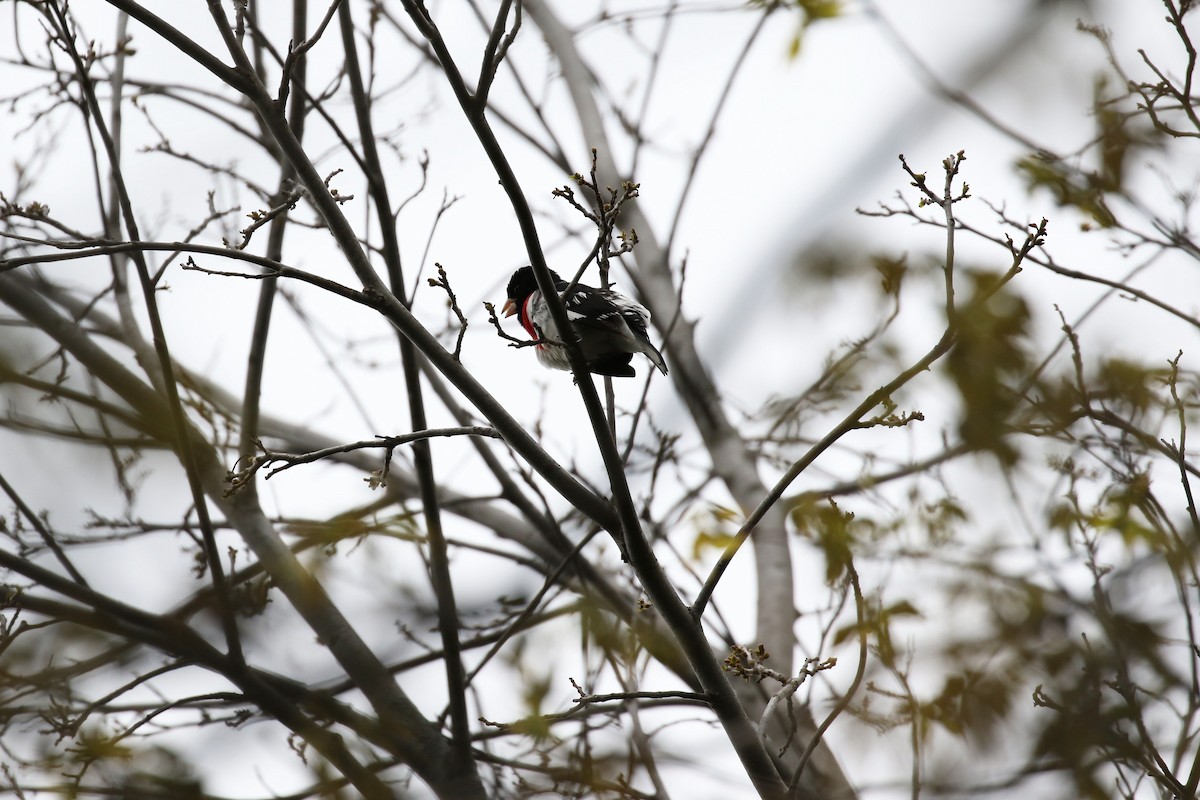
427 263 469 361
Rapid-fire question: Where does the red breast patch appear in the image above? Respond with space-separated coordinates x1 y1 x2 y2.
520 296 545 350
520 296 538 337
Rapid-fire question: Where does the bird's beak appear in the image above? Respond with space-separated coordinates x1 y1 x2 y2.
501 298 517 318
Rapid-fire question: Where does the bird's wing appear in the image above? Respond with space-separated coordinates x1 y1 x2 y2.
603 290 668 374
562 287 630 335
604 291 653 342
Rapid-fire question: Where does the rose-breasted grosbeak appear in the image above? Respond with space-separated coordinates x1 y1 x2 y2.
502 266 668 378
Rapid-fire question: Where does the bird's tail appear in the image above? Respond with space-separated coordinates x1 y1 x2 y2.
643 343 668 375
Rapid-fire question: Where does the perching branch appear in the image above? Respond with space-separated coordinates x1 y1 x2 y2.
226 427 501 492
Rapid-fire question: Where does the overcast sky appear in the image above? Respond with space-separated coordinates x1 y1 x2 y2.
0 1 1190 796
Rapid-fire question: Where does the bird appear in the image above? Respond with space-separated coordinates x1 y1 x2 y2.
502 265 668 378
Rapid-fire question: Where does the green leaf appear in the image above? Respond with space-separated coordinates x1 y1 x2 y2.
692 530 737 560
798 0 842 20
791 496 857 583
872 253 908 297
832 597 922 666
947 270 1031 465
690 504 743 560
1095 357 1160 413
1016 154 1116 227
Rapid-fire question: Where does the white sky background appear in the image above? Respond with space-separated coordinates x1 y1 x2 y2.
0 0 1194 797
